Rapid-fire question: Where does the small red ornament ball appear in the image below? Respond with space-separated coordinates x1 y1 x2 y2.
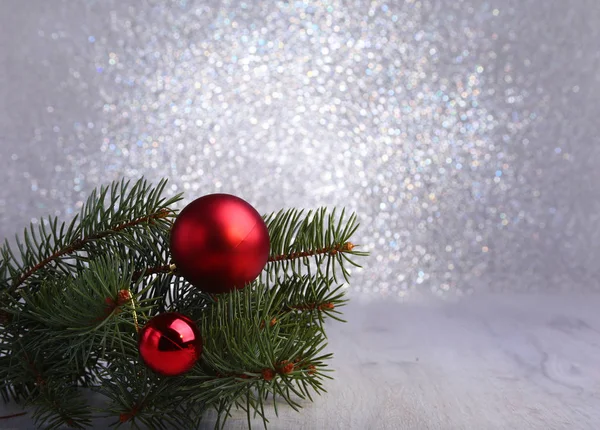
138 312 202 376
170 194 270 294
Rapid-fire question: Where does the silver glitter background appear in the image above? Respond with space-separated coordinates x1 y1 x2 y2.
1 0 600 300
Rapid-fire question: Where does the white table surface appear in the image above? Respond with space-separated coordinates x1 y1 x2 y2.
2 293 599 429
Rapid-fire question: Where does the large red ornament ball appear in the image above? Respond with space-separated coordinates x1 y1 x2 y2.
138 312 203 376
170 194 270 294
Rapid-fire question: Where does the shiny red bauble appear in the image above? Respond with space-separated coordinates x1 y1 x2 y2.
138 312 203 376
170 194 270 294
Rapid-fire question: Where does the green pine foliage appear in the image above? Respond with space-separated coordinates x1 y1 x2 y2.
0 178 367 429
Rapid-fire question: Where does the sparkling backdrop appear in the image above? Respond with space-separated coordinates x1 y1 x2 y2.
1 0 600 300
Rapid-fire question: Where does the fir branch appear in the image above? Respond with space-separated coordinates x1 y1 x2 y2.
11 208 171 291
94 360 203 429
270 275 349 325
268 241 356 262
28 382 92 430
18 257 147 331
263 208 368 283
0 411 27 419
180 282 335 429
1 178 182 294
0 339 93 429
7 256 151 385
0 177 369 429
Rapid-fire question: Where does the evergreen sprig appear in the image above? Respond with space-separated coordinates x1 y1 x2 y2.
183 283 333 429
29 382 92 429
0 178 368 429
0 178 181 295
264 208 368 283
95 360 204 429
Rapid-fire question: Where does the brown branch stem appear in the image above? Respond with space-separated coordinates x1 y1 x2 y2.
0 411 27 420
267 242 354 262
212 358 317 382
131 264 174 281
286 301 335 312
